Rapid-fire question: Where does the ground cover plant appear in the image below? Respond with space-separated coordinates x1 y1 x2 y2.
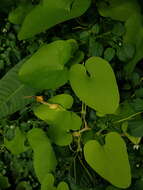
0 0 143 189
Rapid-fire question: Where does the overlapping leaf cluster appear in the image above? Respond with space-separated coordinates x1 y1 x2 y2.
0 0 143 190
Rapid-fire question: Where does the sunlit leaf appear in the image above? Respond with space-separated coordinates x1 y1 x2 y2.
18 0 91 39
19 39 78 90
84 132 131 188
70 56 119 116
27 128 57 183
34 94 81 146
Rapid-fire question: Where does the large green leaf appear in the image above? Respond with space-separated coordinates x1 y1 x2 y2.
18 0 91 39
19 40 78 90
97 0 140 21
4 128 28 155
84 132 131 188
34 94 82 146
69 57 119 116
41 173 69 190
0 59 37 119
123 13 143 75
27 128 57 183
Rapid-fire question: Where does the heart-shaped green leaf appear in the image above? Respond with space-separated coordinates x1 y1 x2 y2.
84 132 131 188
18 0 91 40
4 128 28 155
19 39 78 90
97 0 140 21
41 173 69 190
34 94 82 146
27 128 57 183
70 57 119 115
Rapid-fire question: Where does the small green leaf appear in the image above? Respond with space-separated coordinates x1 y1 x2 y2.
48 94 73 109
91 24 100 35
57 182 69 190
18 0 91 39
104 48 115 62
34 94 81 146
16 181 32 190
27 128 57 183
41 174 56 190
41 173 69 190
4 128 28 155
89 38 103 57
70 57 119 115
84 132 131 188
117 43 135 62
19 40 78 90
112 23 125 36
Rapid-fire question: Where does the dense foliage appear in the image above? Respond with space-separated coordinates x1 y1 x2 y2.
0 0 143 190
